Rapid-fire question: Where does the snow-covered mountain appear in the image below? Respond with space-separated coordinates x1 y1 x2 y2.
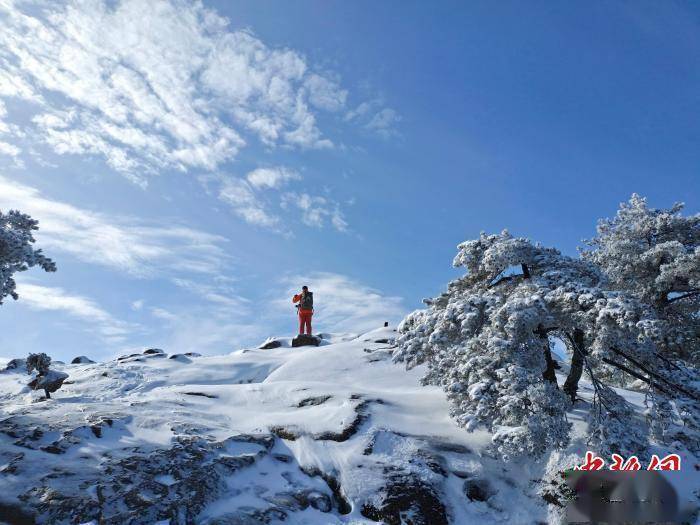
0 326 697 524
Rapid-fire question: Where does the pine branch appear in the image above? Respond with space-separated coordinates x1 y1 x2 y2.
610 347 699 400
600 357 673 396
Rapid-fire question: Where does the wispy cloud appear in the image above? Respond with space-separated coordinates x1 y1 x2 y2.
17 283 131 343
246 166 301 190
216 175 281 229
281 192 349 232
274 272 406 333
345 99 401 138
366 108 402 138
0 176 231 278
171 277 248 310
0 0 351 181
202 167 348 234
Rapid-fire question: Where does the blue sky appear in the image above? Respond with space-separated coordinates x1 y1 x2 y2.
0 0 698 362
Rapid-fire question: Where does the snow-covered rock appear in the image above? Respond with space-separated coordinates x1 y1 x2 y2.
3 358 26 371
259 338 282 350
71 356 95 364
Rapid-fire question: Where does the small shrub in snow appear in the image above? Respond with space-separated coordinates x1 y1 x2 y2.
27 352 51 375
26 353 67 399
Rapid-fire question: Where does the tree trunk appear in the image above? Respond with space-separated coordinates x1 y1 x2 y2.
542 342 558 386
521 263 531 279
534 324 558 387
563 329 585 403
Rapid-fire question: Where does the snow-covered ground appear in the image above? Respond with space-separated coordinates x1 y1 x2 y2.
0 326 697 524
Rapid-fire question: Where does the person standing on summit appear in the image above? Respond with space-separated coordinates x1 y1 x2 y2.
292 285 314 336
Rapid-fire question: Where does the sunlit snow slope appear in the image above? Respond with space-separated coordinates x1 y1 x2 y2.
0 326 696 524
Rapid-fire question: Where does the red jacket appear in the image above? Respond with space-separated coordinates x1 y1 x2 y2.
293 293 313 313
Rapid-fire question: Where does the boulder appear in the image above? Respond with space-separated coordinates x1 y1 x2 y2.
4 358 26 371
291 335 321 348
260 339 282 350
71 356 95 364
143 348 165 355
360 471 448 525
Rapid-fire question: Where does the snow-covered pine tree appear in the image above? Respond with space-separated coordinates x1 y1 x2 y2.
394 230 667 458
582 195 700 451
0 209 56 304
582 194 699 365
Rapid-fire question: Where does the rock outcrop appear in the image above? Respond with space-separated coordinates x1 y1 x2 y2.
4 358 26 371
291 335 320 347
71 356 95 364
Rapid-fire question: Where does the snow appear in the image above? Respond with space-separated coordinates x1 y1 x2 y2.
0 326 697 524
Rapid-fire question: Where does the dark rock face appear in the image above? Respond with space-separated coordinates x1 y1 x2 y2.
291 335 321 347
259 339 282 350
463 478 493 502
143 348 165 355
184 392 218 399
360 469 448 525
201 507 288 525
300 467 352 515
71 356 95 364
0 500 36 524
297 395 331 407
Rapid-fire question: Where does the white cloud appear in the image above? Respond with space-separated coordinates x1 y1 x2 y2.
304 73 348 112
0 176 231 277
344 101 373 122
345 99 401 138
0 141 21 157
0 0 350 180
217 175 280 229
275 272 406 334
281 192 348 232
204 169 347 234
171 277 247 310
150 306 178 322
16 283 131 342
0 65 41 101
246 166 300 189
366 108 401 138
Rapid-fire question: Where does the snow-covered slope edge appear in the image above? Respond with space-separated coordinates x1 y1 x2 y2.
1 327 695 524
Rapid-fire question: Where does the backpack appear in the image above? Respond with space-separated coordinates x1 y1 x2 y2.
301 292 313 310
